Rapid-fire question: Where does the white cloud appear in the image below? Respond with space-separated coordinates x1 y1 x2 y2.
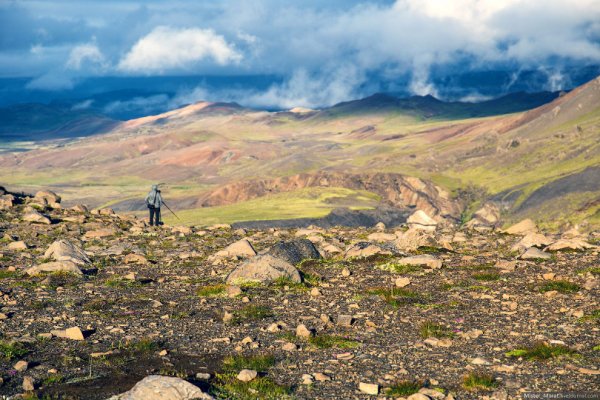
66 43 106 70
118 26 242 73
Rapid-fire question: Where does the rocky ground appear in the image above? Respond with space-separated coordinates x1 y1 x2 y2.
0 190 599 400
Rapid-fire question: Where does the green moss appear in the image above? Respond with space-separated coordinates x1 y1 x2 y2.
419 321 455 339
538 280 580 294
222 354 276 373
197 284 227 297
308 335 361 349
505 342 577 360
463 372 498 391
211 373 292 400
386 380 423 396
0 340 28 360
232 305 274 324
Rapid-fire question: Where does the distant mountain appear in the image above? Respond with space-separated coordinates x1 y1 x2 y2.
0 103 117 142
321 91 561 119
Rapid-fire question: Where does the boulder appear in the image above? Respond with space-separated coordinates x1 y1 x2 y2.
226 255 301 284
44 240 90 265
407 210 438 231
266 239 321 265
236 369 257 382
23 211 51 225
471 203 500 226
397 255 443 269
367 232 397 242
108 375 213 400
71 204 89 213
511 232 552 252
344 242 391 258
374 222 386 231
51 326 85 340
519 247 551 260
34 190 61 206
7 241 28 251
26 261 83 276
395 229 438 251
215 239 257 258
503 219 537 235
546 239 596 252
84 228 115 239
0 194 15 210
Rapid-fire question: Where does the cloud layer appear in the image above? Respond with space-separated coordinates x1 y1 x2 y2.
118 26 241 73
1 0 600 107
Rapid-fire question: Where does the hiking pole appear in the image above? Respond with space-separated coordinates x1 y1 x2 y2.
161 201 181 221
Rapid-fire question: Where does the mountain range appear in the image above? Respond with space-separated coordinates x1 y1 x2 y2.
0 77 599 231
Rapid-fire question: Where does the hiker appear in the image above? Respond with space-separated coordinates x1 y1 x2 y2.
145 184 163 226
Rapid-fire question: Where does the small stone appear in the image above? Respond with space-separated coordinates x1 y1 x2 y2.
226 285 242 297
313 372 330 381
341 268 351 277
336 314 353 327
196 373 211 380
359 382 379 395
51 326 85 340
282 342 297 351
158 349 168 356
470 357 491 365
542 272 556 281
23 376 35 391
237 369 258 382
241 336 253 345
223 311 233 323
296 324 312 338
13 360 28 372
320 314 331 324
395 277 411 287
407 394 431 400
266 323 281 333
302 374 314 385
310 287 321 296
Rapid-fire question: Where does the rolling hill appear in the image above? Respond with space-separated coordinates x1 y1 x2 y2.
0 77 598 230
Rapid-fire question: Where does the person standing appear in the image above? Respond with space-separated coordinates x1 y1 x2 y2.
145 184 163 226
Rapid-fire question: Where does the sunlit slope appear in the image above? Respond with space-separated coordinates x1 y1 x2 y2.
0 77 598 229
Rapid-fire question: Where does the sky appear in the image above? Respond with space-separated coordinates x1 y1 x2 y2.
1 0 600 110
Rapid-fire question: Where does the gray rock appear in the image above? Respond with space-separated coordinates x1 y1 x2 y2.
266 239 321 265
26 261 83 276
226 255 301 284
44 240 91 265
520 247 551 260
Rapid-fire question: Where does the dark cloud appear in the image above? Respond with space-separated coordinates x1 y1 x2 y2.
0 0 599 107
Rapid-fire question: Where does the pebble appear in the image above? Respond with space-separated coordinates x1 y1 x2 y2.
237 369 258 382
313 372 330 381
359 382 379 395
337 314 353 327
395 277 411 287
23 376 35 391
296 324 312 338
13 360 28 372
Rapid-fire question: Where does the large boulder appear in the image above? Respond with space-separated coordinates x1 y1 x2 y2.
33 191 61 209
546 239 596 252
44 240 90 265
266 239 321 265
215 239 257 258
407 210 438 231
34 190 61 206
226 255 301 284
26 261 83 276
23 210 51 225
511 232 552 252
108 375 213 400
503 219 537 235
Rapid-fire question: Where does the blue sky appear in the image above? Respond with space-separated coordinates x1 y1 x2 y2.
1 0 600 109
